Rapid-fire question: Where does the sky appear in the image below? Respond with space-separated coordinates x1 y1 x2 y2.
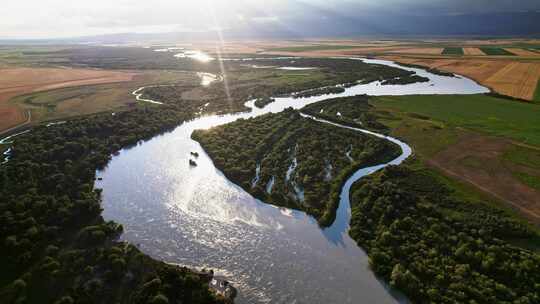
1 0 539 39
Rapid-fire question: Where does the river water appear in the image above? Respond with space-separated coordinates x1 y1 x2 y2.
96 58 488 303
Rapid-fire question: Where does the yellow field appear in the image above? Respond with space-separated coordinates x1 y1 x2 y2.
485 62 540 100
0 67 138 132
387 48 443 55
384 56 540 101
504 48 540 57
463 48 485 56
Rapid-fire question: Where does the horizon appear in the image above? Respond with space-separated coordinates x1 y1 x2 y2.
1 0 540 40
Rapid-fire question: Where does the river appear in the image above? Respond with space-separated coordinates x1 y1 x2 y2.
95 58 488 303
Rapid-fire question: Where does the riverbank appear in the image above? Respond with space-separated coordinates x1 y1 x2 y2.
0 104 233 303
96 56 489 303
192 108 403 225
1 55 490 303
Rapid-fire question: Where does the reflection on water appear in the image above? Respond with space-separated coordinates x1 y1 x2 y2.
175 50 215 63
97 58 488 303
197 72 221 86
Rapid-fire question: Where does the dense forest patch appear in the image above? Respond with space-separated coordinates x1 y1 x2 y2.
0 105 231 304
302 95 390 133
442 47 464 55
349 165 540 303
192 108 400 225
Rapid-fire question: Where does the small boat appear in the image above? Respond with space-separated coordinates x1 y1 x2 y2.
189 159 198 167
191 152 200 158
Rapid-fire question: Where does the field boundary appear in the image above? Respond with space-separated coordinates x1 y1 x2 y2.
0 110 31 138
427 158 540 224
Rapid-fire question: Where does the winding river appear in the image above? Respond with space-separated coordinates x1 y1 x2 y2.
95 58 488 303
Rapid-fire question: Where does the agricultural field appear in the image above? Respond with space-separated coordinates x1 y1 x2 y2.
504 48 540 57
383 56 540 101
387 48 443 55
479 47 516 56
0 67 138 132
374 94 540 147
535 79 540 102
371 94 540 224
265 44 370 52
9 70 200 124
244 39 540 101
463 47 486 55
442 47 464 55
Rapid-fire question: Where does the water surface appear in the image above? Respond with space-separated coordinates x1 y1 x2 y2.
97 58 488 303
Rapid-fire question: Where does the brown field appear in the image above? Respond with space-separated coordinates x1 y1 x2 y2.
261 46 406 58
9 70 199 126
387 48 443 55
0 107 26 133
383 56 540 100
504 48 540 57
0 67 138 133
485 62 540 99
427 134 540 224
376 103 540 225
463 47 486 56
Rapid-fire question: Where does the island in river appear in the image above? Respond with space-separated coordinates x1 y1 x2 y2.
0 56 426 304
192 106 400 226
3 48 537 304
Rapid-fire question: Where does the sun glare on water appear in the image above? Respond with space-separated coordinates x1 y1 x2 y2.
175 50 215 63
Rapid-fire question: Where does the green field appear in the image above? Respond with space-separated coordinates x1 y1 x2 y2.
534 79 540 102
442 47 464 55
373 94 540 146
266 45 365 52
479 47 516 56
8 70 199 124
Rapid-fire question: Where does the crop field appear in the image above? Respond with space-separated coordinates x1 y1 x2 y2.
0 106 26 133
9 70 199 125
535 79 540 102
463 47 486 55
371 94 540 223
387 48 443 55
384 56 540 100
442 47 464 55
374 94 540 145
265 45 369 52
505 48 540 57
479 47 516 56
0 67 138 132
485 61 540 100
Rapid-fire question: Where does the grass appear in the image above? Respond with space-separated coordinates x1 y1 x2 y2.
10 84 133 123
266 45 365 52
442 47 464 55
416 159 538 237
377 110 460 158
534 79 540 102
430 162 540 253
503 145 540 170
479 47 516 56
514 172 540 192
373 94 540 146
9 70 198 124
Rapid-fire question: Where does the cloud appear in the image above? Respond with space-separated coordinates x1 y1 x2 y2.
0 0 538 38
